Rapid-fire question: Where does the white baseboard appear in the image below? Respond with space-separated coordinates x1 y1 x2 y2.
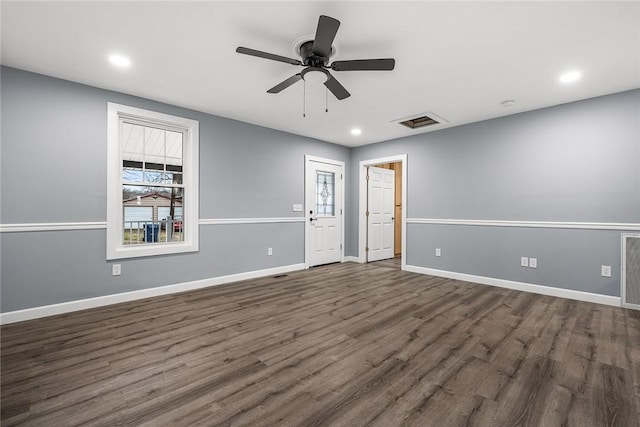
0 263 306 325
3 262 621 324
404 265 621 307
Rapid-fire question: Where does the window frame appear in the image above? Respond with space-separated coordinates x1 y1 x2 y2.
107 103 199 260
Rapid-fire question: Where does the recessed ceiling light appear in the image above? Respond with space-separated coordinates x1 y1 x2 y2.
351 128 362 136
109 54 131 68
559 70 581 84
501 100 516 107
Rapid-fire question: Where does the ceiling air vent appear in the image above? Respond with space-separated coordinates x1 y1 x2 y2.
399 114 439 129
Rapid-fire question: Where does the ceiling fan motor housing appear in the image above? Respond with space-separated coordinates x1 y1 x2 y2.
299 40 329 67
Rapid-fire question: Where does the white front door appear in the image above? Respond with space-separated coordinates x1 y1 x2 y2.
367 166 395 262
306 158 343 267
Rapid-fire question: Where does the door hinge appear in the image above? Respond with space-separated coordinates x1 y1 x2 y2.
365 247 369 252
340 208 342 215
366 211 369 217
366 174 370 181
340 243 343 250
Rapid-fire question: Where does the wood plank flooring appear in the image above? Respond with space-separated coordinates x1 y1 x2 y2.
369 256 401 269
2 262 639 426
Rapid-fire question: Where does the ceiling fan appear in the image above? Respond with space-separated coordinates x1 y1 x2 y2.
236 15 395 100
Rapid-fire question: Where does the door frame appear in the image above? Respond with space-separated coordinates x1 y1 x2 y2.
358 154 407 268
305 155 346 268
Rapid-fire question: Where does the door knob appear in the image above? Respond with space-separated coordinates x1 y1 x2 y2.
309 217 317 222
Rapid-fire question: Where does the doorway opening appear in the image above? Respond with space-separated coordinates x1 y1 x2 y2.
358 155 407 269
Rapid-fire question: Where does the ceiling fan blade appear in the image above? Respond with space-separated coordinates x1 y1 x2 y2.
331 58 396 71
267 74 303 93
236 47 303 66
324 74 350 100
312 15 340 58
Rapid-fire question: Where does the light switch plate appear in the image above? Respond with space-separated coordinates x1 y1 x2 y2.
601 265 612 277
529 258 537 268
292 204 303 212
435 248 441 257
521 257 529 267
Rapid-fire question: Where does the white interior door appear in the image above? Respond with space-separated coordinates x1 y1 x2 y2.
306 159 343 267
367 166 395 262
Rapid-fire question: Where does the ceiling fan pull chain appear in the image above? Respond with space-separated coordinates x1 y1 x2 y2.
325 87 329 113
303 80 306 118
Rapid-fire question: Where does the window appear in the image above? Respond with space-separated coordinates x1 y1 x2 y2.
107 103 199 259
316 171 335 216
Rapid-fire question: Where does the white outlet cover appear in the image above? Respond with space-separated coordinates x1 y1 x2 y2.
292 204 303 212
435 248 441 257
268 247 273 256
521 257 529 267
112 264 121 276
529 258 537 268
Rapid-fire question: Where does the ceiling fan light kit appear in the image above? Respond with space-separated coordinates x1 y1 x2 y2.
236 15 396 102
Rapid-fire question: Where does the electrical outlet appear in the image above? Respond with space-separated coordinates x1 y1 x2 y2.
529 258 537 268
520 257 529 267
268 247 273 256
112 264 121 276
601 265 612 277
435 248 441 257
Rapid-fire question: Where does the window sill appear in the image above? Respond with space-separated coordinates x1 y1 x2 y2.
107 241 198 260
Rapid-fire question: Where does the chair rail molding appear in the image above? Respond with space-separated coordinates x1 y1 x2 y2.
406 218 640 231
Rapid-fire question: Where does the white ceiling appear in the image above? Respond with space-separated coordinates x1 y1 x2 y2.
2 1 639 147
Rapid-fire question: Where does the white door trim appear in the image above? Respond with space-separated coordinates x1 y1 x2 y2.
305 155 345 268
358 154 408 269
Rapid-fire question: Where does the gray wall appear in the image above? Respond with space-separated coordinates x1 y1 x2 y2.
0 66 349 312
349 90 640 296
2 65 638 313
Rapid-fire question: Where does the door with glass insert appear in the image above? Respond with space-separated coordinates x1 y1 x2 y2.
306 159 343 267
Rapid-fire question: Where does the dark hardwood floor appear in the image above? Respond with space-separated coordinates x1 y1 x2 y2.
369 256 402 269
2 262 639 426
